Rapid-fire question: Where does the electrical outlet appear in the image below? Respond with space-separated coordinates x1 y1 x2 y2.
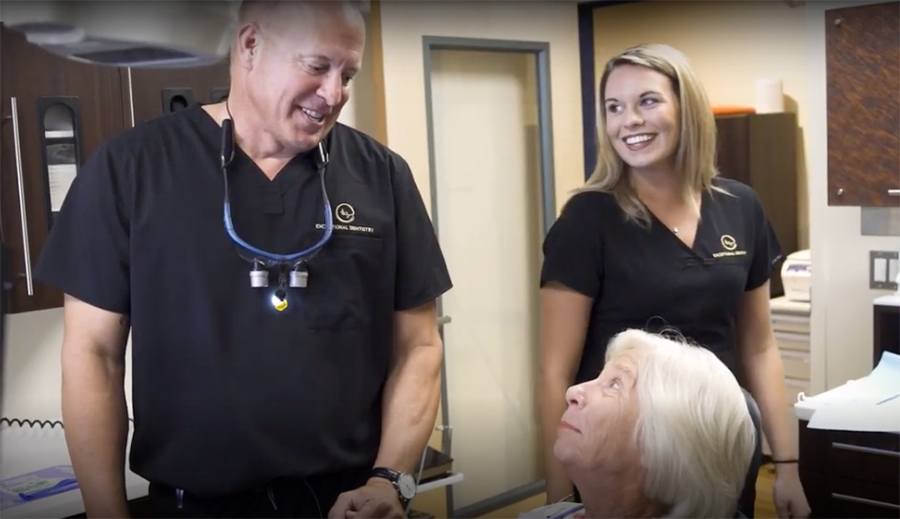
870 250 899 290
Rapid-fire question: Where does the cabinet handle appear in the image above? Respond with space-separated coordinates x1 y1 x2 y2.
832 493 900 511
832 442 900 458
888 189 900 197
126 67 135 127
10 97 34 296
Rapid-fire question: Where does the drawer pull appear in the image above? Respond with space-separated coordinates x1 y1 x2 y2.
888 189 900 197
832 442 900 458
832 493 900 510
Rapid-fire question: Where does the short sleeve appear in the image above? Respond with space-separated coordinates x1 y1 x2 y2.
744 188 782 291
390 153 452 310
35 141 133 313
540 193 604 298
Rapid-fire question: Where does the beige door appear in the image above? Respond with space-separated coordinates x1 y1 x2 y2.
431 48 544 509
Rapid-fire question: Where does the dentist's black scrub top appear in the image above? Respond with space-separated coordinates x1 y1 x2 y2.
36 105 452 496
540 178 781 383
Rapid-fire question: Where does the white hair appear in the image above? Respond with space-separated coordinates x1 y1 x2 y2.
606 329 755 518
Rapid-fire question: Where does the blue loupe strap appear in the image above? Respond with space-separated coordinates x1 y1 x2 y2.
221 136 333 266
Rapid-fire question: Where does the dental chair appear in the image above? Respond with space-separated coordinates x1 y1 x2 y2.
737 389 763 518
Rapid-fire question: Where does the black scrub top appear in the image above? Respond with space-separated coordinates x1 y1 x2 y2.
540 178 781 383
36 105 452 495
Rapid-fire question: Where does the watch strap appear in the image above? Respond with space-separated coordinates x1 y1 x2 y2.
370 466 414 503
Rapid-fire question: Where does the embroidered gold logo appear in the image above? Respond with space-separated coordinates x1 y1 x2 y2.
721 234 738 251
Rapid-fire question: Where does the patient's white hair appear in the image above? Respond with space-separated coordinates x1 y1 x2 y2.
606 329 755 518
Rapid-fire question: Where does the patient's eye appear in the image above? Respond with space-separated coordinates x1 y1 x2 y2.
607 376 623 391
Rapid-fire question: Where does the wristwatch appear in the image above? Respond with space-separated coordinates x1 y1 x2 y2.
370 467 416 506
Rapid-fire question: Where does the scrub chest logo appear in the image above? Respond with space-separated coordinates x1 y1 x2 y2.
721 235 737 251
713 234 747 258
335 203 356 223
316 202 376 234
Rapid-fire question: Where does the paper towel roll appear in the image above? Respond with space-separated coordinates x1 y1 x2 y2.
755 79 784 114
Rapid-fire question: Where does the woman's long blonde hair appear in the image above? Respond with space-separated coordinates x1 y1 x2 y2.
581 44 720 227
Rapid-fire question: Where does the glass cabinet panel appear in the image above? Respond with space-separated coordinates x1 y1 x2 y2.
38 97 81 227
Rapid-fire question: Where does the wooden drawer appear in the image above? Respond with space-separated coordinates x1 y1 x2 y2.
780 349 810 380
800 422 900 485
774 330 810 353
829 477 900 516
800 420 900 517
771 312 811 335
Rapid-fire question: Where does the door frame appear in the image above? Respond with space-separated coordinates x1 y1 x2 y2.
422 35 556 518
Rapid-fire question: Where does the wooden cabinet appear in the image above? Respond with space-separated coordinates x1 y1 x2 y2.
826 2 900 207
798 296 900 517
873 296 899 366
128 64 229 126
799 421 900 518
716 112 798 297
1 25 128 313
1 24 229 314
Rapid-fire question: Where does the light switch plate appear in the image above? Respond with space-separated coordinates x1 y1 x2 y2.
870 250 899 290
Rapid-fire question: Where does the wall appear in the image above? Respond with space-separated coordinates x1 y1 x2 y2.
2 310 135 419
337 3 384 140
592 1 900 391
378 0 583 214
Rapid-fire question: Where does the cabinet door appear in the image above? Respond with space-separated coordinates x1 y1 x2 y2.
716 113 798 297
826 2 900 207
715 115 751 185
1 25 128 313
126 62 229 126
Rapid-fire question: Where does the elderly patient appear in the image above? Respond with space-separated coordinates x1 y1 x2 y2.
526 329 755 518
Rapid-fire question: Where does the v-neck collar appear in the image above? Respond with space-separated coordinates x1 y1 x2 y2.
646 189 709 258
192 104 314 191
231 145 312 193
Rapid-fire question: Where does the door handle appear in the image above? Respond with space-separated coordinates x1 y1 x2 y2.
11 97 34 296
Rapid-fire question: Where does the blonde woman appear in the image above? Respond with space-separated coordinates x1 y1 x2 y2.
538 44 809 518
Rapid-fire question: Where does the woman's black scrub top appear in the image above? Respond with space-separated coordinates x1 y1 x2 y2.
540 177 781 383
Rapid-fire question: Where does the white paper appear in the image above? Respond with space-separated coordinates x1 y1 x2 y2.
801 352 900 432
47 164 77 212
1 423 148 518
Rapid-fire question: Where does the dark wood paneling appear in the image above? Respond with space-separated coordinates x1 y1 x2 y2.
748 113 798 268
715 115 751 184
826 2 900 207
800 420 900 517
1 25 127 313
874 304 899 365
716 113 798 297
128 62 229 125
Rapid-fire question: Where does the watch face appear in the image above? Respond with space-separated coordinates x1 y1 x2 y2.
397 473 416 499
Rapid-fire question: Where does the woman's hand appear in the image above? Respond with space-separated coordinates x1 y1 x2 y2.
773 464 810 518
